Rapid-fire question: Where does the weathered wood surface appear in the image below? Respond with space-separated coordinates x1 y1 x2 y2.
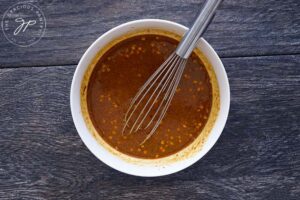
0 55 299 199
0 0 300 68
0 0 299 199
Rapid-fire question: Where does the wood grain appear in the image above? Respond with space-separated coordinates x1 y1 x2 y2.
0 0 299 68
0 55 299 199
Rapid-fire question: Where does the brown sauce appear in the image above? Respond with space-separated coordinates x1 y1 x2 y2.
86 34 213 159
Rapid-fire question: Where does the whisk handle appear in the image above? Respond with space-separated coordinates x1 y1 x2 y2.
176 0 222 59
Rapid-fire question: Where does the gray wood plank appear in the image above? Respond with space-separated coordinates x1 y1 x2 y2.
0 55 299 199
0 0 300 68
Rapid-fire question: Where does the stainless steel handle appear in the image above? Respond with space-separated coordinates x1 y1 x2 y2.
175 0 222 59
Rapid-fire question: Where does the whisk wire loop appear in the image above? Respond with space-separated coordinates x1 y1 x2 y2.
122 53 177 134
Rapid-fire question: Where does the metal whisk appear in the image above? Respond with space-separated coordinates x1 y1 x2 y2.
123 0 222 144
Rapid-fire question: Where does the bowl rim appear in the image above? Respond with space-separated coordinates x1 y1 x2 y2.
70 19 230 177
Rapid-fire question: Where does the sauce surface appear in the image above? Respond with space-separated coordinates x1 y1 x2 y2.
87 34 212 159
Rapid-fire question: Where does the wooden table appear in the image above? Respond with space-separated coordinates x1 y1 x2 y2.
0 0 299 199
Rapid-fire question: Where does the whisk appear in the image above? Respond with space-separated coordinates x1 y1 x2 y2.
123 0 222 144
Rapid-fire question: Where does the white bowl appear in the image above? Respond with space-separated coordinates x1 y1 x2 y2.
70 19 230 177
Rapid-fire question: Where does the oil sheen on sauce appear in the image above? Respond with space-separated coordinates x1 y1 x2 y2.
87 34 212 159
